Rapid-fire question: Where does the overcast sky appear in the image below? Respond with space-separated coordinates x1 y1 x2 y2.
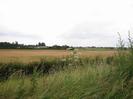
0 0 133 47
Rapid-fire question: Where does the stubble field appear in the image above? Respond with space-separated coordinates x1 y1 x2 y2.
0 49 116 63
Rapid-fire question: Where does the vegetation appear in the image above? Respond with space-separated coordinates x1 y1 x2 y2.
0 34 133 99
0 41 117 50
0 41 46 49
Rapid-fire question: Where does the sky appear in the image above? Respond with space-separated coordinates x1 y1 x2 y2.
0 0 133 47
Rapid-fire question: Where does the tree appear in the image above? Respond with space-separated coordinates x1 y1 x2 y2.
38 42 46 46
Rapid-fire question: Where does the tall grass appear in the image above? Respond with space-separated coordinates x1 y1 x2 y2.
0 64 111 99
0 55 114 80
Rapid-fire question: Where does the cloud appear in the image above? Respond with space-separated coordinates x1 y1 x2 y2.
0 32 5 36
0 30 44 45
62 21 119 40
0 27 41 39
0 32 40 39
60 21 129 47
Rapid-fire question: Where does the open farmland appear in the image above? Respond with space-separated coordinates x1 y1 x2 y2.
0 49 116 63
0 43 133 99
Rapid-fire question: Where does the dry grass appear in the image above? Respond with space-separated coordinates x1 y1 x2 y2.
0 49 116 63
0 49 69 57
80 50 116 57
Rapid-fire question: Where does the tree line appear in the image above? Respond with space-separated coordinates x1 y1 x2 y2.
0 41 117 50
0 41 45 49
0 41 70 49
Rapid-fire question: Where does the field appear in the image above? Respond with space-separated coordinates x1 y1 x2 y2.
0 49 116 63
0 46 133 99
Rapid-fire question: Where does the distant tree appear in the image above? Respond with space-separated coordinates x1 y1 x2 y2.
62 45 69 49
15 41 18 45
51 45 69 50
38 42 46 46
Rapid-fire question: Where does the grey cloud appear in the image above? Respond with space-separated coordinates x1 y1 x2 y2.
0 31 41 39
63 21 118 40
0 32 6 36
60 21 120 47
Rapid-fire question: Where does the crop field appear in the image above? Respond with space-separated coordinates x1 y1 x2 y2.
0 49 116 63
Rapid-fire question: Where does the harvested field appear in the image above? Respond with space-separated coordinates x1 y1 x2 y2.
0 49 116 63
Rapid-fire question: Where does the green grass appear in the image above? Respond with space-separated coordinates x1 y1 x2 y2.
80 47 116 51
0 64 112 99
